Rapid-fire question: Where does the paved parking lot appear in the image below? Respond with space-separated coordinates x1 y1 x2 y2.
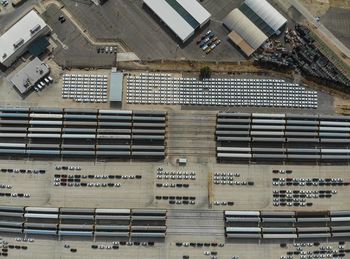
42 4 115 68
1 161 350 258
61 0 245 61
0 226 347 258
211 164 350 211
1 160 350 211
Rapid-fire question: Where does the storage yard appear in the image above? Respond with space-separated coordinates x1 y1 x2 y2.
127 73 318 108
216 112 350 163
0 0 350 258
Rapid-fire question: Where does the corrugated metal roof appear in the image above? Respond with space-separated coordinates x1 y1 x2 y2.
143 0 194 42
223 9 268 50
165 0 200 29
239 3 275 36
244 0 287 32
175 0 211 25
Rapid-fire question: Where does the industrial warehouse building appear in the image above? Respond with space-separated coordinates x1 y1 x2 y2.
223 0 287 56
143 0 211 43
10 57 50 96
0 10 51 69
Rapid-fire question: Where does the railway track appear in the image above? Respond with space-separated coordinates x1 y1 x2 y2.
166 112 217 159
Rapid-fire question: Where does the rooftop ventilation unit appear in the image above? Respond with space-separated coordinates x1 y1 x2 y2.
30 24 41 34
13 38 24 49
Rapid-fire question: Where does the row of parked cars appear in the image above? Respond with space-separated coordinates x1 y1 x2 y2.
1 0 9 7
1 168 45 174
97 46 117 54
197 30 221 54
91 241 154 250
1 192 30 198
272 177 347 186
34 75 53 92
55 166 81 171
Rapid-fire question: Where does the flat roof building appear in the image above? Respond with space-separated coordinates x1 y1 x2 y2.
10 57 50 96
0 10 51 68
223 0 287 57
143 0 211 43
109 68 123 104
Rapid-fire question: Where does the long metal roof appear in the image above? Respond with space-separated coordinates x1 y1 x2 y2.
143 0 195 42
143 0 210 42
244 0 287 32
175 0 211 25
223 9 268 50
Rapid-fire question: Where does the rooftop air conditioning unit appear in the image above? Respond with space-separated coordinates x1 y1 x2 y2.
30 24 41 34
13 38 24 49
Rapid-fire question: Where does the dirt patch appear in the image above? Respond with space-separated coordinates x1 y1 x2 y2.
299 0 330 16
321 7 350 49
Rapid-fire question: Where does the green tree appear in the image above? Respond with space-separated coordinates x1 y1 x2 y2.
199 66 211 80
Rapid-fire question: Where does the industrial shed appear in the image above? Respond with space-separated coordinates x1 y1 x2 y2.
243 0 287 35
0 10 51 69
143 0 211 43
223 0 287 56
224 9 268 56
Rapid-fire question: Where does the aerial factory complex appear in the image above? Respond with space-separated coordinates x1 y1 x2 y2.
0 0 350 258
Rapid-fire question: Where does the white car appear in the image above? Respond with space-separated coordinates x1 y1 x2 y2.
202 45 209 51
1 0 9 7
47 76 53 83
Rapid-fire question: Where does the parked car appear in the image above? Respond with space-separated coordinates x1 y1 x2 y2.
202 45 209 51
199 42 206 48
47 76 53 83
58 15 66 23
205 48 212 54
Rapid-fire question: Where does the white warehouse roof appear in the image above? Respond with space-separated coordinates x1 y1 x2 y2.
244 0 287 32
0 10 49 65
143 0 211 43
175 0 211 25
